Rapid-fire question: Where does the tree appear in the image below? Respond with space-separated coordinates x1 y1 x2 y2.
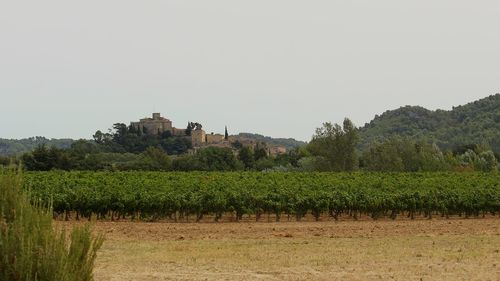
307 118 359 171
141 147 172 171
231 140 243 150
254 143 268 161
297 156 325 171
21 145 72 171
361 140 404 171
361 137 450 172
160 137 192 155
70 140 98 156
224 126 229 140
342 118 359 171
93 130 105 144
172 155 203 171
186 122 196 136
197 147 242 171
238 146 255 169
477 151 498 172
112 123 128 144
255 157 275 171
274 147 309 168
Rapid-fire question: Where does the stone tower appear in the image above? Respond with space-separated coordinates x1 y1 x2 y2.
191 129 206 147
130 113 173 135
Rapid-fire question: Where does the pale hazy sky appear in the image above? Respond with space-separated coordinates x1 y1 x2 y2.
1 1 499 141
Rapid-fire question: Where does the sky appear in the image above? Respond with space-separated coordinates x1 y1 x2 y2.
1 1 499 141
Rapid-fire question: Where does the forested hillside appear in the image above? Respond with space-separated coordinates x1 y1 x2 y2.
236 133 306 150
2 95 498 159
0 137 73 156
359 94 500 153
0 133 305 157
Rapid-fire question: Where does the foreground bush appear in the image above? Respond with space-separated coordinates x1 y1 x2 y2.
0 169 104 281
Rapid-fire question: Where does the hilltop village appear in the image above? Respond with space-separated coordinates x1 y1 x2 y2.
131 113 287 155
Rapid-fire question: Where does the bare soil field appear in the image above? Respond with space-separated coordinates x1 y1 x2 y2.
64 218 500 281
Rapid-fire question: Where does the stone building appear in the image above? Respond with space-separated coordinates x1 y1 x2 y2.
131 113 186 136
206 133 225 144
227 135 287 156
268 146 287 156
191 129 228 147
191 129 206 147
130 113 287 155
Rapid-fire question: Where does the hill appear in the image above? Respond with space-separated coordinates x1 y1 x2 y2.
0 137 74 156
358 94 500 153
235 133 306 150
0 133 306 157
2 95 497 156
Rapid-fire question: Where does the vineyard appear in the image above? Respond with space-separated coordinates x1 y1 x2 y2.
23 172 500 222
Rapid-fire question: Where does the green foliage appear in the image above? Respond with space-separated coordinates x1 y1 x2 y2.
254 144 268 161
359 94 500 153
8 95 499 172
172 147 244 171
91 123 192 154
195 147 243 171
477 151 498 172
185 122 195 136
0 156 17 167
307 118 359 171
0 169 103 281
0 137 74 156
172 155 203 171
20 143 176 172
23 171 500 222
274 147 309 168
231 140 243 150
160 137 191 155
458 150 499 172
254 157 275 171
297 156 321 171
361 138 451 172
361 139 404 171
22 145 72 171
361 138 500 172
141 147 172 171
238 146 255 169
19 121 194 171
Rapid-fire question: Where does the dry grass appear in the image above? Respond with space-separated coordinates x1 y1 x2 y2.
79 218 500 281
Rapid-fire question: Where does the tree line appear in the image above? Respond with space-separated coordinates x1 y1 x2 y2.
1 118 498 172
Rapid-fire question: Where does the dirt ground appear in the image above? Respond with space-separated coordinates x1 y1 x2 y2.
66 217 500 281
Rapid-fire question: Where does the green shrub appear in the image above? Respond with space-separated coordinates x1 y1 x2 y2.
0 168 104 281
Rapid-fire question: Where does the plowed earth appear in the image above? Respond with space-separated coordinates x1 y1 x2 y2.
63 217 500 281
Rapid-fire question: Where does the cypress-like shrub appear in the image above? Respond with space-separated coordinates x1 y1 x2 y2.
0 168 104 281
